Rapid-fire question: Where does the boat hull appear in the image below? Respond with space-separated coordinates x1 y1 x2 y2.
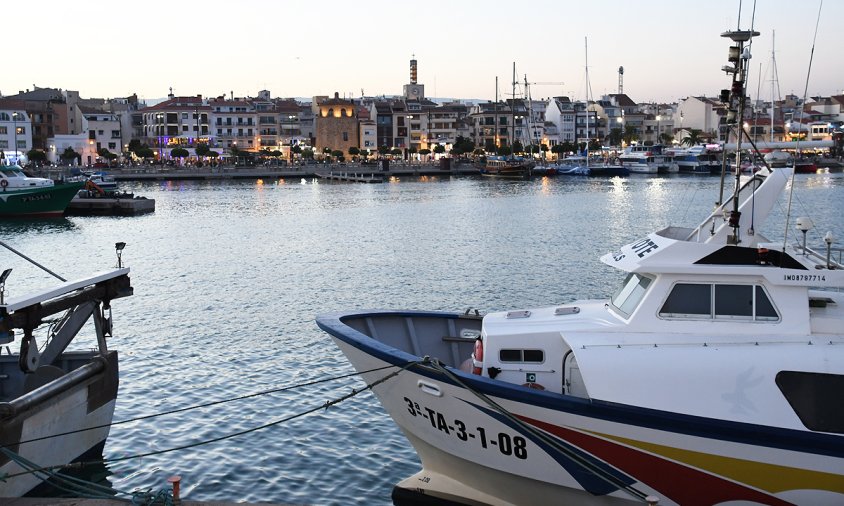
0 183 84 218
319 311 844 506
0 351 118 497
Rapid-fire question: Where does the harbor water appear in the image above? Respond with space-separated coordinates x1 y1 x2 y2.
2 172 844 505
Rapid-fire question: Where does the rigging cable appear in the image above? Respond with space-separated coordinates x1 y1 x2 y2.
782 0 823 252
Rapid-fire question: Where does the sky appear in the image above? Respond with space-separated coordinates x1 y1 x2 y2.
5 0 842 105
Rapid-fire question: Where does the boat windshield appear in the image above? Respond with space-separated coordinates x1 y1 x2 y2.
1 168 24 178
610 273 653 318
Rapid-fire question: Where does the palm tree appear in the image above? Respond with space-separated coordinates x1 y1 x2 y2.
681 129 703 147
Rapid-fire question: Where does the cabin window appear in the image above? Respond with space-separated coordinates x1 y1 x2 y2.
714 284 753 319
660 283 711 317
499 349 544 363
776 371 844 433
755 286 778 320
659 283 779 321
610 273 653 318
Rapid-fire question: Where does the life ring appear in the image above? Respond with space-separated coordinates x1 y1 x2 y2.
521 382 546 390
0 179 7 188
471 338 484 375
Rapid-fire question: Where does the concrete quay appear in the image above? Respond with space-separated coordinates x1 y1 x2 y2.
105 163 479 182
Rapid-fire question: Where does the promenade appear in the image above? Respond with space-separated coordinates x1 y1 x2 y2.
38 162 481 182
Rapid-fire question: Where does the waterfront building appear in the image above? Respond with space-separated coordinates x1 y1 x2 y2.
675 96 725 141
0 103 32 163
209 96 255 152
2 87 81 150
358 107 377 154
545 96 577 146
425 102 470 151
469 99 533 152
46 133 97 166
314 92 359 155
371 99 398 149
574 101 600 148
80 106 122 158
141 91 211 158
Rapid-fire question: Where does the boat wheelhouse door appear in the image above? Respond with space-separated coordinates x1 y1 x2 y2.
563 347 587 398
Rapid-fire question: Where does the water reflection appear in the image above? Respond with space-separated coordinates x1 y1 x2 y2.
0 217 77 236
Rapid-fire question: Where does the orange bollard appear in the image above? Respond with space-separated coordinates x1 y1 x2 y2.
168 475 182 506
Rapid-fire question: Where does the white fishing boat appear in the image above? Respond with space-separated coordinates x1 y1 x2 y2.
0 244 132 497
316 27 843 506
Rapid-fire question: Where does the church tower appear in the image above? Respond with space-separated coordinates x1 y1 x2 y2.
403 56 425 100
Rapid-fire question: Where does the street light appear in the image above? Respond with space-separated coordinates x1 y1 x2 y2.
656 115 662 144
12 112 19 165
616 115 623 148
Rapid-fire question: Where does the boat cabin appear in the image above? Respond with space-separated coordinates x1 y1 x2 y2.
472 168 844 426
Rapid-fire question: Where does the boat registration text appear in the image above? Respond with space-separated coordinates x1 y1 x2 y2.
403 396 528 460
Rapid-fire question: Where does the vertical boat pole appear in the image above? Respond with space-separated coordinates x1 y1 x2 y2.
720 27 759 245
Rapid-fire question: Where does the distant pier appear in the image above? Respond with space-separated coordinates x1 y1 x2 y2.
314 171 384 183
39 162 480 183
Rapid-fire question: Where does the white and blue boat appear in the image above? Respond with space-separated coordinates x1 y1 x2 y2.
317 28 843 506
669 145 722 174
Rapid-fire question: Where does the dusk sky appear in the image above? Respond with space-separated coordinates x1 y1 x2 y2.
7 0 842 105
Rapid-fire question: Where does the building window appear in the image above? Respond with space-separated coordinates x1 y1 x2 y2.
108 142 116 150
182 113 188 119
0 127 6 134
343 132 348 142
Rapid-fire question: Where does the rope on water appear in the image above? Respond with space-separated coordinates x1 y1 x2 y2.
2 362 401 449
424 358 653 503
1 360 418 481
0 446 173 505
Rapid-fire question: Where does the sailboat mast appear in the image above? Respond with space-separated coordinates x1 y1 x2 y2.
495 76 499 150
511 62 516 151
585 37 590 167
770 30 776 143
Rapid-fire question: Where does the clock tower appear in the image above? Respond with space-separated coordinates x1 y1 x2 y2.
402 56 425 100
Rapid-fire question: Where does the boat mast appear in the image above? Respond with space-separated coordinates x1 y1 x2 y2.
584 37 590 168
494 76 499 151
770 30 776 143
721 26 759 245
511 62 516 153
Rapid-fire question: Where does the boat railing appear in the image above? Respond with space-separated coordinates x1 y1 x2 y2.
795 244 844 270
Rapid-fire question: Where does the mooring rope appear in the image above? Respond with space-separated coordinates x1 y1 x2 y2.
0 446 170 505
1 360 417 481
1 362 401 449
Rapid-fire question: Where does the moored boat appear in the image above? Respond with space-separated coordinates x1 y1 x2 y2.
618 145 667 174
317 27 844 506
0 164 83 218
668 145 722 174
479 156 534 180
0 245 133 497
